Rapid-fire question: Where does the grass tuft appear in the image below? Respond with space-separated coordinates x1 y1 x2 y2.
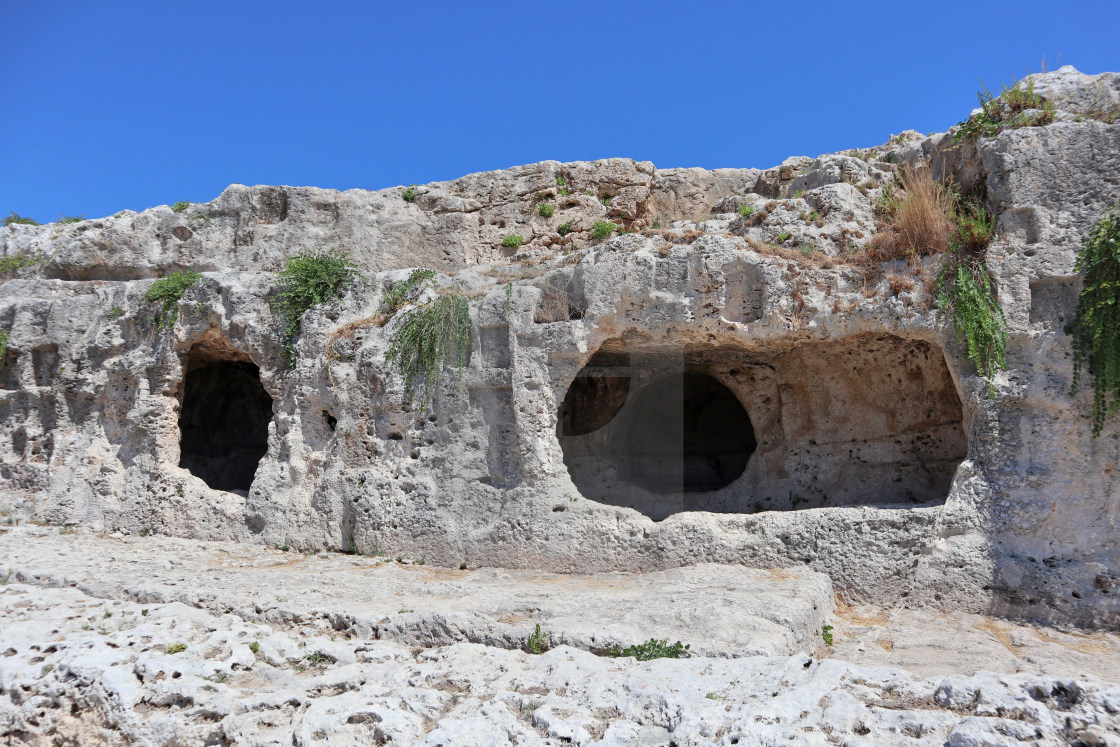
143 270 203 329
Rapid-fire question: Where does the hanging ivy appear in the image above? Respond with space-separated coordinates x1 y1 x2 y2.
1069 206 1120 437
936 203 1008 395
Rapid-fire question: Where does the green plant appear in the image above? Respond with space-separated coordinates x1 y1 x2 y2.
586 188 594 196
590 220 614 241
386 292 471 403
558 187 570 197
954 76 1056 142
402 186 417 203
107 306 124 320
528 623 549 654
610 639 690 661
143 270 203 330
381 268 435 316
170 201 190 213
141 609 149 616
776 232 792 243
798 243 815 258
501 234 524 249
0 330 8 367
821 625 834 646
57 215 85 224
2 212 40 226
937 253 1007 392
1070 207 1120 436
792 189 806 199
601 195 611 206
555 176 566 186
556 220 574 236
165 642 187 654
738 204 754 218
249 641 260 653
538 203 555 218
274 249 363 364
0 253 39 277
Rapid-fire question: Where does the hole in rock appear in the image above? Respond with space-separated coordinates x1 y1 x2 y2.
178 339 273 493
558 333 967 520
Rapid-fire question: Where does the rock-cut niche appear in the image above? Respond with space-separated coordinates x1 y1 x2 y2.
557 334 967 521
178 337 273 493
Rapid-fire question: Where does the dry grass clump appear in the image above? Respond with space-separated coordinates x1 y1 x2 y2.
744 237 843 270
868 167 956 263
887 273 915 296
534 277 585 323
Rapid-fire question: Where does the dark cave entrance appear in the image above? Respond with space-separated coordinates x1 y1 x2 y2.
557 334 967 520
178 342 273 493
611 373 755 494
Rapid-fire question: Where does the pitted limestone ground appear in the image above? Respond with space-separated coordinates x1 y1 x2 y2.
2 527 1120 745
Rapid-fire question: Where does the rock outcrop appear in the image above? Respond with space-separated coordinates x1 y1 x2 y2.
2 66 1120 632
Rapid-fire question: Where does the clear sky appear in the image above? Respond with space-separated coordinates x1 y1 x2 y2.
2 1 1118 222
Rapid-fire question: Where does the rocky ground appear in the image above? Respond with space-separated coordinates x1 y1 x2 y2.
2 528 1119 746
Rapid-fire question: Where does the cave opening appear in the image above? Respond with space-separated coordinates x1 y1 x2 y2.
557 333 967 520
178 341 273 493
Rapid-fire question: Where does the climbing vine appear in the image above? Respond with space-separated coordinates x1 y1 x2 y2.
936 203 1008 393
1069 206 1120 436
386 292 471 404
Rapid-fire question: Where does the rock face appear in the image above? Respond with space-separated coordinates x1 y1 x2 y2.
2 66 1120 629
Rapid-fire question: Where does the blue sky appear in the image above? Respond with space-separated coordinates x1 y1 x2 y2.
2 1 1118 222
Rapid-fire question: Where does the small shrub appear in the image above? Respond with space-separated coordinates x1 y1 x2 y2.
738 204 754 218
386 292 471 404
792 189 806 199
776 232 792 243
798 243 815 258
249 641 261 654
0 252 38 277
601 195 611 206
0 330 9 366
527 623 548 654
165 642 187 654
590 221 614 241
954 76 1055 142
143 270 203 329
2 212 40 227
274 249 363 364
402 186 417 203
937 253 1008 391
821 625 834 646
381 268 435 317
888 274 915 296
108 306 125 320
555 176 566 186
501 234 524 249
170 201 190 213
558 187 570 197
141 609 149 616
556 220 574 237
537 203 555 218
57 215 85 224
1070 206 1120 436
610 639 690 661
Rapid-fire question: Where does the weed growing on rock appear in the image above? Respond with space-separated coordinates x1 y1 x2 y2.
0 252 39 278
738 204 754 218
381 269 435 318
527 624 549 654
2 212 40 226
590 221 614 242
57 215 84 224
776 232 792 243
0 330 8 367
387 292 471 404
867 167 956 261
274 249 363 364
822 625 834 646
249 641 260 654
501 234 524 249
107 306 124 320
557 220 574 236
165 642 187 654
1070 206 1120 436
937 252 1007 391
537 203 555 218
555 176 566 186
143 270 203 330
954 76 1055 142
170 201 190 213
610 639 690 661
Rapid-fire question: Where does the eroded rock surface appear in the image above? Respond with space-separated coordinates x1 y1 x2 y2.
2 528 1119 746
0 66 1119 633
